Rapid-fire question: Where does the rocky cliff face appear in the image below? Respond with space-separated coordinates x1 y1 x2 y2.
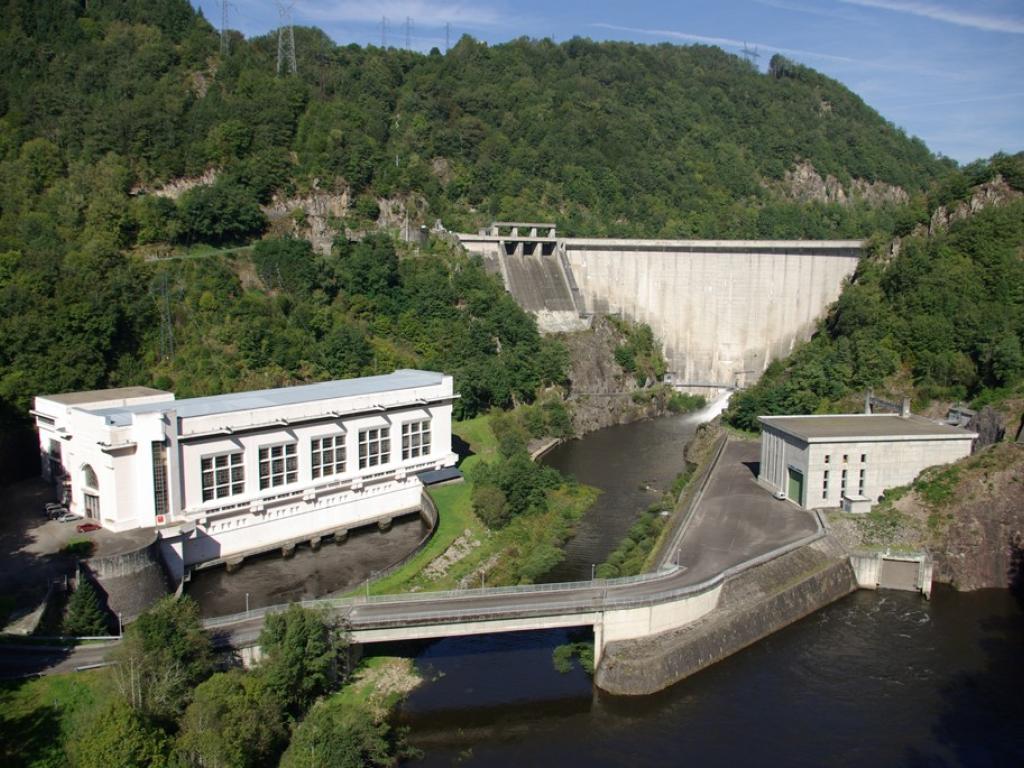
928 175 1023 235
263 185 351 255
771 161 908 207
560 317 675 436
932 443 1024 591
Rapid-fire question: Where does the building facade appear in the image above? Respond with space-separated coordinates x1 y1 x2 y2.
34 370 458 579
758 413 977 511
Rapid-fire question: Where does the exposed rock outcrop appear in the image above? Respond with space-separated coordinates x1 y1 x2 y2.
928 175 1023 235
134 168 219 199
772 161 908 207
560 317 676 436
263 185 351 255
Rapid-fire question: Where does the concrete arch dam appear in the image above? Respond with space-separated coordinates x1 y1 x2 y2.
457 227 863 388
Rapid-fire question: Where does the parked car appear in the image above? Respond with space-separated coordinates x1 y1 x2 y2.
75 522 101 533
44 502 66 518
57 512 82 523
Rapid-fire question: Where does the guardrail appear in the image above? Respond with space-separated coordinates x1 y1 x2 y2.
202 509 828 634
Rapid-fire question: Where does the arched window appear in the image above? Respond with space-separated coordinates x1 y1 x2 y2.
82 465 98 490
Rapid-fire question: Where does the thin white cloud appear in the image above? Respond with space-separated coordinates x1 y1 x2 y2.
838 0 1024 34
591 22 859 64
297 1 505 27
884 91 1024 110
753 0 875 24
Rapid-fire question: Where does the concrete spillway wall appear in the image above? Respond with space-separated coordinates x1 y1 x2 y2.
563 239 862 387
594 536 857 695
458 234 862 387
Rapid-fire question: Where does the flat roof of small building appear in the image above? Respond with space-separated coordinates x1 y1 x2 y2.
90 370 446 425
40 386 171 406
759 414 977 442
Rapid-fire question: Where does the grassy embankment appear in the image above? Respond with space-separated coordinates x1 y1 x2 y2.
0 670 108 766
368 414 597 595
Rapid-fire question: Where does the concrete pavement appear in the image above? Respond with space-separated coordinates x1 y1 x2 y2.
672 441 818 583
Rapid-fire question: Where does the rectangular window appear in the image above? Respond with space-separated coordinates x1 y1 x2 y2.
843 454 849 463
359 427 390 469
824 454 830 464
152 442 169 518
201 452 244 501
311 435 346 479
401 420 431 460
822 470 829 500
859 468 866 495
861 453 867 463
841 469 848 495
259 443 297 490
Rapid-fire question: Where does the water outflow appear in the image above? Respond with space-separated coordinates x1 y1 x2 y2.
540 399 728 583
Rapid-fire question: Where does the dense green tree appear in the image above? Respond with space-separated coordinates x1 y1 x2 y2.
108 596 214 723
257 604 344 715
175 670 288 768
252 237 317 294
63 577 110 637
65 699 170 768
176 181 266 245
279 698 394 768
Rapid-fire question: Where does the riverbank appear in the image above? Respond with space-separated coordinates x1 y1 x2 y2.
367 414 598 595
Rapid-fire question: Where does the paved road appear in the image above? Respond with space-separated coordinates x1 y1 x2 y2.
2 439 822 674
673 441 818 583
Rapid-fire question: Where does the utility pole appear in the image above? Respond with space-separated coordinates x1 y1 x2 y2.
741 42 760 68
405 16 412 50
276 1 297 76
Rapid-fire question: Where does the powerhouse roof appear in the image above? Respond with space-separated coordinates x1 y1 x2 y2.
759 414 977 442
42 386 170 406
89 370 446 426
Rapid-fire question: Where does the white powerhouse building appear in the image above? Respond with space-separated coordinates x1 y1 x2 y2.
34 370 457 581
758 412 976 511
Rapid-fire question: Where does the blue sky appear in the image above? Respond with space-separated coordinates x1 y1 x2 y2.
193 1 1023 164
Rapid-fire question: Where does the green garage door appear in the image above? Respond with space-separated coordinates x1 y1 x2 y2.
787 468 804 506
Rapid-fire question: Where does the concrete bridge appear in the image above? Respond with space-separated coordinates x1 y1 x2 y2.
202 440 835 686
457 227 864 390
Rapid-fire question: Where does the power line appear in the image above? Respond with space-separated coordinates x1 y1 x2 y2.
276 1 297 76
741 42 760 68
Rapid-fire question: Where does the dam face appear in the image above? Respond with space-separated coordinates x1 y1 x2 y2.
458 225 863 388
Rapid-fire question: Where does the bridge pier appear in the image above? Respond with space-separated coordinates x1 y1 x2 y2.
281 543 296 558
310 536 322 551
334 529 348 544
377 518 392 533
225 557 244 573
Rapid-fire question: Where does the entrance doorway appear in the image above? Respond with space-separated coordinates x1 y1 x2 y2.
787 467 804 507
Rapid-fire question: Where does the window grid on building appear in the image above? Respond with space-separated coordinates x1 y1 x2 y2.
359 428 390 469
861 454 867 463
259 443 297 490
152 442 169 518
201 452 244 501
822 470 829 499
841 469 848 495
401 420 431 460
311 435 346 479
859 468 866 495
824 454 830 464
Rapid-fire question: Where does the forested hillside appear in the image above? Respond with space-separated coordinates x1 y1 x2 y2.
0 0 968 481
726 159 1024 432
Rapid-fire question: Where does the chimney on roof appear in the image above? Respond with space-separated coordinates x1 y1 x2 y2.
900 397 911 418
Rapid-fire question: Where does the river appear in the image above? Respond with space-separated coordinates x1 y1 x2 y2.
396 587 1023 766
394 401 1022 765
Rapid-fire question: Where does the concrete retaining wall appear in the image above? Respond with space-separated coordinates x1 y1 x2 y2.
595 538 857 695
85 539 171 622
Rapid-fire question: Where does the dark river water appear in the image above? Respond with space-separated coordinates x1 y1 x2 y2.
396 587 1024 767
539 408 710 582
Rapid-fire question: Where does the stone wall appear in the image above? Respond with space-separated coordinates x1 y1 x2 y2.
595 537 856 695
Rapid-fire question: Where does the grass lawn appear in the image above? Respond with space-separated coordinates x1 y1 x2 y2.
0 670 110 767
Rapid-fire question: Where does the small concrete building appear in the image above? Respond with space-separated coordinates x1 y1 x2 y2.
34 370 457 582
757 412 977 510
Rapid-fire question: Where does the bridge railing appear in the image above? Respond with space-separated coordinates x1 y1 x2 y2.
202 564 683 629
